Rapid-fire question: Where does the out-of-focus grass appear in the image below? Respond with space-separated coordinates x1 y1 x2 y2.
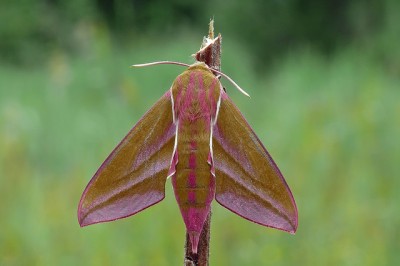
0 33 399 265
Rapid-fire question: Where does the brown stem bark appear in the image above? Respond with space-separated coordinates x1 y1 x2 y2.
183 20 221 266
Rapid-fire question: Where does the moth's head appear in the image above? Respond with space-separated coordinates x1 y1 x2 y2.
187 62 213 74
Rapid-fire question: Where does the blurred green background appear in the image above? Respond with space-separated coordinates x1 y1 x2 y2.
1 0 399 265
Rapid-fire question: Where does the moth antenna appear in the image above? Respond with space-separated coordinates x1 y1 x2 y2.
212 69 250 97
132 61 250 97
131 61 191 68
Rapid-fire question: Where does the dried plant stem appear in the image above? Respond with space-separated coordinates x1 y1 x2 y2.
184 213 212 266
183 19 221 266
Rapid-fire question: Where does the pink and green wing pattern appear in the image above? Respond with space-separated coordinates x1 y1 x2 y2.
78 91 176 226
212 91 298 233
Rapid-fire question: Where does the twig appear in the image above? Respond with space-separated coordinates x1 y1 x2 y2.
184 213 212 266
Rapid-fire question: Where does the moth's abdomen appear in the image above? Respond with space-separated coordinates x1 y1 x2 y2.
172 119 215 233
174 128 213 204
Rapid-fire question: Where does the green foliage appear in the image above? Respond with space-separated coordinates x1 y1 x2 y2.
1 0 397 66
0 0 97 64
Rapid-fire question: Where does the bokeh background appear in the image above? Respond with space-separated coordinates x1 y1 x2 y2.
1 0 399 265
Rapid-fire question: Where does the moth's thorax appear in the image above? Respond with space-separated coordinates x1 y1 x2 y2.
171 66 221 124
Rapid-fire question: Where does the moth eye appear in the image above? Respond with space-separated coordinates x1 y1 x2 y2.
223 87 227 92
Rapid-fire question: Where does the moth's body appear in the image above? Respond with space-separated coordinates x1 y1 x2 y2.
78 62 298 255
171 65 220 248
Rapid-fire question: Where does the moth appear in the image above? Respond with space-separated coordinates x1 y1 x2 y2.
78 61 298 253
